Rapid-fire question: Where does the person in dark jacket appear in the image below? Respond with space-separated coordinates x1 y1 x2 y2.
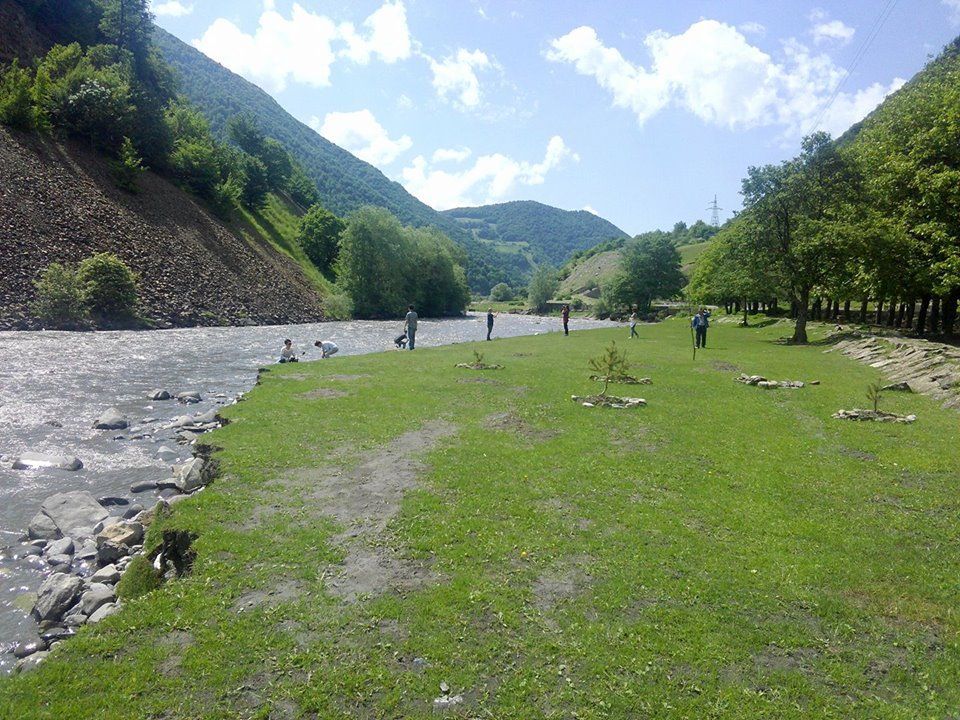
486 308 496 341
561 304 570 336
691 308 711 349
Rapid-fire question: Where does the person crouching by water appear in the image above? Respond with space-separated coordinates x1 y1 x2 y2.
279 339 299 363
314 339 339 358
405 305 418 350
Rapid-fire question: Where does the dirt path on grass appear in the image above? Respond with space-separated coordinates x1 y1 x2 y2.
304 420 458 602
827 334 960 410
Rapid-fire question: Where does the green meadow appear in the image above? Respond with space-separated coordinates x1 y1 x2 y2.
2 319 958 719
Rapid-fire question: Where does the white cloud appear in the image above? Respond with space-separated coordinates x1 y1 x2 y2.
546 20 902 136
397 94 414 109
402 136 577 210
739 22 766 36
338 1 412 64
311 110 412 167
583 205 599 215
431 147 472 163
192 2 411 92
810 10 855 45
426 49 494 109
152 0 193 17
944 0 960 22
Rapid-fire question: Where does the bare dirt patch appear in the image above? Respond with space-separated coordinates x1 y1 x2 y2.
484 411 558 443
299 388 349 400
457 377 501 385
327 374 369 382
275 373 309 381
303 420 458 602
232 579 304 613
532 555 594 612
712 360 741 373
609 425 659 452
753 644 821 674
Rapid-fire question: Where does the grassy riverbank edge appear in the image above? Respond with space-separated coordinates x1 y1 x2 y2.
2 319 958 718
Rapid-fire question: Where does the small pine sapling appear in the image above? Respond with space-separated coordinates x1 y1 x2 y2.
588 341 630 396
866 381 883 412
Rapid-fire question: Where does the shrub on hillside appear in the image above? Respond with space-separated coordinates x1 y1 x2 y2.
32 262 88 327
112 136 145 192
297 204 345 273
489 282 513 301
322 291 353 320
77 252 139 320
0 60 38 130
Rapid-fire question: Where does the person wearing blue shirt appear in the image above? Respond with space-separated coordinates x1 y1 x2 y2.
691 308 711 349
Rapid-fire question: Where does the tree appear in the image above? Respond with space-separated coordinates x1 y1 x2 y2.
489 283 513 301
228 113 266 157
741 132 862 343
588 342 630 397
335 206 411 318
33 262 88 327
235 153 269 209
286 162 319 208
408 227 470 317
98 0 154 64
77 252 139 320
0 60 38 129
527 265 558 312
261 137 293 189
297 204 345 274
607 234 684 312
112 136 145 191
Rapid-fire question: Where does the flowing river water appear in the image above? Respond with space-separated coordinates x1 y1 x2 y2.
0 313 612 671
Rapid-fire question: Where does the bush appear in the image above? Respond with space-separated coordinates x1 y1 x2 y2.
322 291 353 320
32 262 88 327
77 252 138 319
297 204 345 273
0 60 37 129
489 282 513 301
112 136 145 192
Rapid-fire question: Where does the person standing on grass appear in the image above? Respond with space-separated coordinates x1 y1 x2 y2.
405 304 418 350
561 304 570 336
486 308 496 341
629 309 639 338
692 308 711 349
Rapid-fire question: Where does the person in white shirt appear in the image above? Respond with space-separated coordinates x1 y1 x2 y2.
314 339 339 358
279 339 298 363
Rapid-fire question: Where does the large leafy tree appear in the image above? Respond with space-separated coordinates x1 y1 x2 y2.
527 265 559 313
607 234 684 312
741 132 862 343
296 204 345 274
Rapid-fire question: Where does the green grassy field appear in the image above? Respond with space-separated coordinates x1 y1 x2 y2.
2 319 958 718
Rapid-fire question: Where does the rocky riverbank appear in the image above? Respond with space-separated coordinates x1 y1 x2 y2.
0 390 228 672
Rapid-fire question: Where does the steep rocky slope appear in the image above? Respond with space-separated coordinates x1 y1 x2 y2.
0 126 325 329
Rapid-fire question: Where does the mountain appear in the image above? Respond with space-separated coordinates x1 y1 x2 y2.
443 201 630 268
153 28 518 292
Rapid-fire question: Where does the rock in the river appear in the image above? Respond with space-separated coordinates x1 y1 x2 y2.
14 651 49 672
88 602 119 624
46 553 72 567
32 573 83 622
79 583 116 616
13 639 48 659
63 613 87 627
28 512 61 541
192 409 219 424
75 540 98 561
97 496 129 507
172 457 206 493
130 480 158 493
155 445 178 461
93 408 128 430
13 453 83 471
40 626 74 644
90 564 121 584
96 521 143 564
46 537 74 557
122 503 144 520
40 491 109 537
149 389 172 401
177 391 202 404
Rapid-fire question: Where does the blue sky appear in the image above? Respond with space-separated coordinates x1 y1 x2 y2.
153 1 960 235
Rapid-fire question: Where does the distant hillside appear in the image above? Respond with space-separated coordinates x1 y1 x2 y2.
0 126 326 329
153 29 514 292
444 201 629 268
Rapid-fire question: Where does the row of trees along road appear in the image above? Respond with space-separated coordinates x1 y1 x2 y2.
689 38 960 343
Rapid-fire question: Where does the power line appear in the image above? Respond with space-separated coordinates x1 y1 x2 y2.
706 195 723 226
805 0 898 136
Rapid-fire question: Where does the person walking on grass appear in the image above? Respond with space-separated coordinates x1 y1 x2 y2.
691 308 711 349
405 304 418 350
486 308 497 341
561 304 570 336
629 309 639 338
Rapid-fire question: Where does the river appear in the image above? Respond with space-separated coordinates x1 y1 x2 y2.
0 313 612 671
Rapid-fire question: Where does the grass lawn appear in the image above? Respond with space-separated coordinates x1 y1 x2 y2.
2 319 959 718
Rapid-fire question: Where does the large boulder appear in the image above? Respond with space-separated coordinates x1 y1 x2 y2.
46 537 74 557
40 492 109 537
13 453 83 471
173 457 206 493
79 583 116 616
177 391 201 404
88 602 119 624
96 521 144 564
93 408 128 430
28 512 61 541
149 389 172 401
32 573 83 623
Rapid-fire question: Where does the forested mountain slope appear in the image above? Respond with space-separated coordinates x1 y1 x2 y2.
444 201 629 267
